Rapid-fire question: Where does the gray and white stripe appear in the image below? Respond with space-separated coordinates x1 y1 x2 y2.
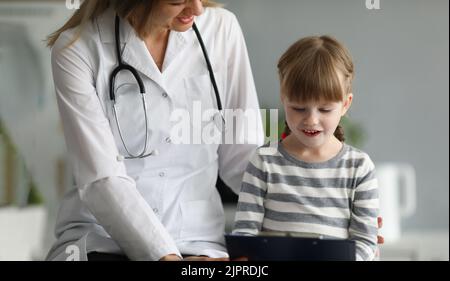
233 143 379 261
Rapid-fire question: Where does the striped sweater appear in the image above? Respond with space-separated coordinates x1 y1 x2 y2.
232 143 379 261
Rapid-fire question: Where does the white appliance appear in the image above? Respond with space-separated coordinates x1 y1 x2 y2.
376 163 417 242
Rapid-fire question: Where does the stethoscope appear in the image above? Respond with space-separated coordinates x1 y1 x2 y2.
110 15 225 159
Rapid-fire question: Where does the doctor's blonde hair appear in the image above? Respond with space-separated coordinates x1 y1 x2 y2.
47 0 220 47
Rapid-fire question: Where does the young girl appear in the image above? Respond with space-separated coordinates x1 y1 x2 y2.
232 36 379 261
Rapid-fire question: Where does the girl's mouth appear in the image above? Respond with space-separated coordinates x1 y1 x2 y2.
302 129 321 137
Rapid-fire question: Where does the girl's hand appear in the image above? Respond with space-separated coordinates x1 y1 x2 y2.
377 216 385 244
375 216 384 260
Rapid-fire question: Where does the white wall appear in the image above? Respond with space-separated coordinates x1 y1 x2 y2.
0 1 74 259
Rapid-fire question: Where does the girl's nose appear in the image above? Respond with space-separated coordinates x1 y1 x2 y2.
304 111 319 126
186 0 204 16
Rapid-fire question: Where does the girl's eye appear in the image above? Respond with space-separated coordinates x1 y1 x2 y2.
319 109 333 113
293 108 306 112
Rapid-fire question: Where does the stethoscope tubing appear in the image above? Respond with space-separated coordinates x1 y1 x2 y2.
109 14 223 159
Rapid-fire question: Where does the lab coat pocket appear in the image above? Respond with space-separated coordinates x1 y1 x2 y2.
184 72 223 119
180 199 225 240
183 72 223 144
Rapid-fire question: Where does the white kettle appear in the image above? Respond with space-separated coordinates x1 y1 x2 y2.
375 163 416 242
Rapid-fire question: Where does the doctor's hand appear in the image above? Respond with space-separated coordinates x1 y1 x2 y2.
159 254 183 261
183 256 230 261
182 256 249 261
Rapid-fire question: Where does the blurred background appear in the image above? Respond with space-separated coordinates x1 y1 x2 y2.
0 0 448 261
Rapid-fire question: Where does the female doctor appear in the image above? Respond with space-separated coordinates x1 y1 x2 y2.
45 0 264 261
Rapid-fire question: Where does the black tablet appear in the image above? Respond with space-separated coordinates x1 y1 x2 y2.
225 233 356 261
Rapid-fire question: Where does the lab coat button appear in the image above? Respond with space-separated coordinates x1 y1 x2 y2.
159 172 165 177
162 92 168 98
153 208 159 214
165 137 171 143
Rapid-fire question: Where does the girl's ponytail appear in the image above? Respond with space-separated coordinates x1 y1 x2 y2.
333 125 345 142
281 121 291 140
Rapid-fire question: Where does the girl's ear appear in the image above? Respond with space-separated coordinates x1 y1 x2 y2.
341 93 353 116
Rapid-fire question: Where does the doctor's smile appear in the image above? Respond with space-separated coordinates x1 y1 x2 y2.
157 0 204 32
178 15 194 24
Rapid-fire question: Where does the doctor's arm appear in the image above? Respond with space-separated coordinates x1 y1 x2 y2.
51 33 181 261
217 13 264 194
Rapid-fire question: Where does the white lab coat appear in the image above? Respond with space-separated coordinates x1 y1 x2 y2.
46 7 264 261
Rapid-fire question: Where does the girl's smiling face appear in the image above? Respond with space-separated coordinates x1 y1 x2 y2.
282 94 353 151
277 36 355 158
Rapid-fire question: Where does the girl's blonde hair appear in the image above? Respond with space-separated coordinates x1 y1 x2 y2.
277 36 354 142
46 0 220 47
